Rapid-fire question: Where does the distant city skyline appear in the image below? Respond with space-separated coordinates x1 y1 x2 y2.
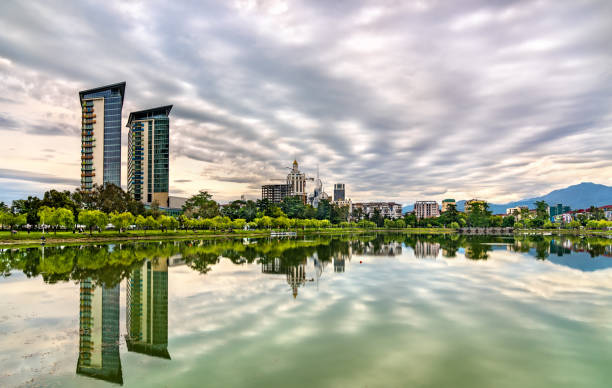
1 1 611 205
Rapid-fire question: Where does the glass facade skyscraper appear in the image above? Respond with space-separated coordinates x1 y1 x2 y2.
127 105 172 206
79 82 126 190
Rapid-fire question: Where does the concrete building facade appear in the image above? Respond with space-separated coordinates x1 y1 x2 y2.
79 82 126 191
262 184 291 203
127 105 172 206
414 201 440 219
287 160 307 204
353 202 403 219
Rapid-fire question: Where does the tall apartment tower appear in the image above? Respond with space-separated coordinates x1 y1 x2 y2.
127 106 172 207
79 82 126 191
334 183 345 202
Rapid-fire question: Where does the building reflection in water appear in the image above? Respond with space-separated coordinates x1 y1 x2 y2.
414 241 441 259
262 258 308 298
77 279 123 385
126 258 170 359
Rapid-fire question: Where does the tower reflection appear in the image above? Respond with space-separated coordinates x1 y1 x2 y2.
77 279 123 385
126 258 170 359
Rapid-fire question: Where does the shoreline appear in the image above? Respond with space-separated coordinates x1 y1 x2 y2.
0 227 609 248
0 228 454 247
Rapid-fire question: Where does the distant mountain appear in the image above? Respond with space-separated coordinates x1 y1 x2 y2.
402 182 612 215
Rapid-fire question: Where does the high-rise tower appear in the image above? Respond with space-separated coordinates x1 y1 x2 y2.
287 159 307 204
333 183 345 202
127 106 172 206
79 82 126 191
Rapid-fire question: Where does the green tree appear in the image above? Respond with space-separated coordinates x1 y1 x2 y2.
316 199 332 220
110 211 134 233
12 196 42 226
135 215 147 231
55 208 75 232
78 210 107 235
502 215 515 227
144 216 159 232
37 206 56 233
183 191 220 218
280 196 306 219
535 201 549 221
467 202 491 227
232 218 247 230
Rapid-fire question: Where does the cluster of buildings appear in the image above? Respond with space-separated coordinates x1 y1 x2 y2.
260 159 402 220
79 82 185 215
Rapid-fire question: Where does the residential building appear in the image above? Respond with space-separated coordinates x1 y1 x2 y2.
287 159 307 204
334 183 346 202
353 202 403 219
262 184 291 203
554 213 573 223
126 258 170 359
602 205 612 220
77 279 122 384
441 199 456 212
334 198 353 217
465 199 486 213
127 105 172 206
506 206 529 219
414 201 440 219
79 82 126 191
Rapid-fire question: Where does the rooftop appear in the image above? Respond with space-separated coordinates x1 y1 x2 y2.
79 81 126 105
127 105 173 126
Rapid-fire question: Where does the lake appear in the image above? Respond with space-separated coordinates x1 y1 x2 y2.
1 233 612 387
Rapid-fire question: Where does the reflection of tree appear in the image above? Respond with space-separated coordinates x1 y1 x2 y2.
464 237 492 260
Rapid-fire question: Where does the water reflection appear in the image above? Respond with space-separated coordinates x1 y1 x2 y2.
126 258 170 359
77 280 122 385
1 233 612 387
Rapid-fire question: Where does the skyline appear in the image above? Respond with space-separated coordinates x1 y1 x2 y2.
1 1 612 205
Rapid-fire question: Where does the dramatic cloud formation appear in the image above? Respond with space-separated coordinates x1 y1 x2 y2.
0 0 611 204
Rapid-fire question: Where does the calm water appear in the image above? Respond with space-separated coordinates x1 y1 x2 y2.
1 233 612 387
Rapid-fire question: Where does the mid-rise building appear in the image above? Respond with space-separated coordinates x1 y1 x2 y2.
441 199 456 212
127 105 172 206
126 258 170 359
334 183 345 202
77 279 122 384
79 82 126 191
287 159 307 204
353 202 403 219
262 184 291 203
506 206 529 219
414 201 440 219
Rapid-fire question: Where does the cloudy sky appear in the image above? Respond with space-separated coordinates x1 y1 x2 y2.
0 0 611 205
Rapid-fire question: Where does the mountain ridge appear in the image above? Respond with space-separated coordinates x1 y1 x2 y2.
402 182 612 215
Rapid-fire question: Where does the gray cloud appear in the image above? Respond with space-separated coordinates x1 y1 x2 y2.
0 168 80 186
0 0 611 204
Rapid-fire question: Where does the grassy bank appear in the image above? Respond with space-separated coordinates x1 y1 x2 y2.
0 227 456 247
